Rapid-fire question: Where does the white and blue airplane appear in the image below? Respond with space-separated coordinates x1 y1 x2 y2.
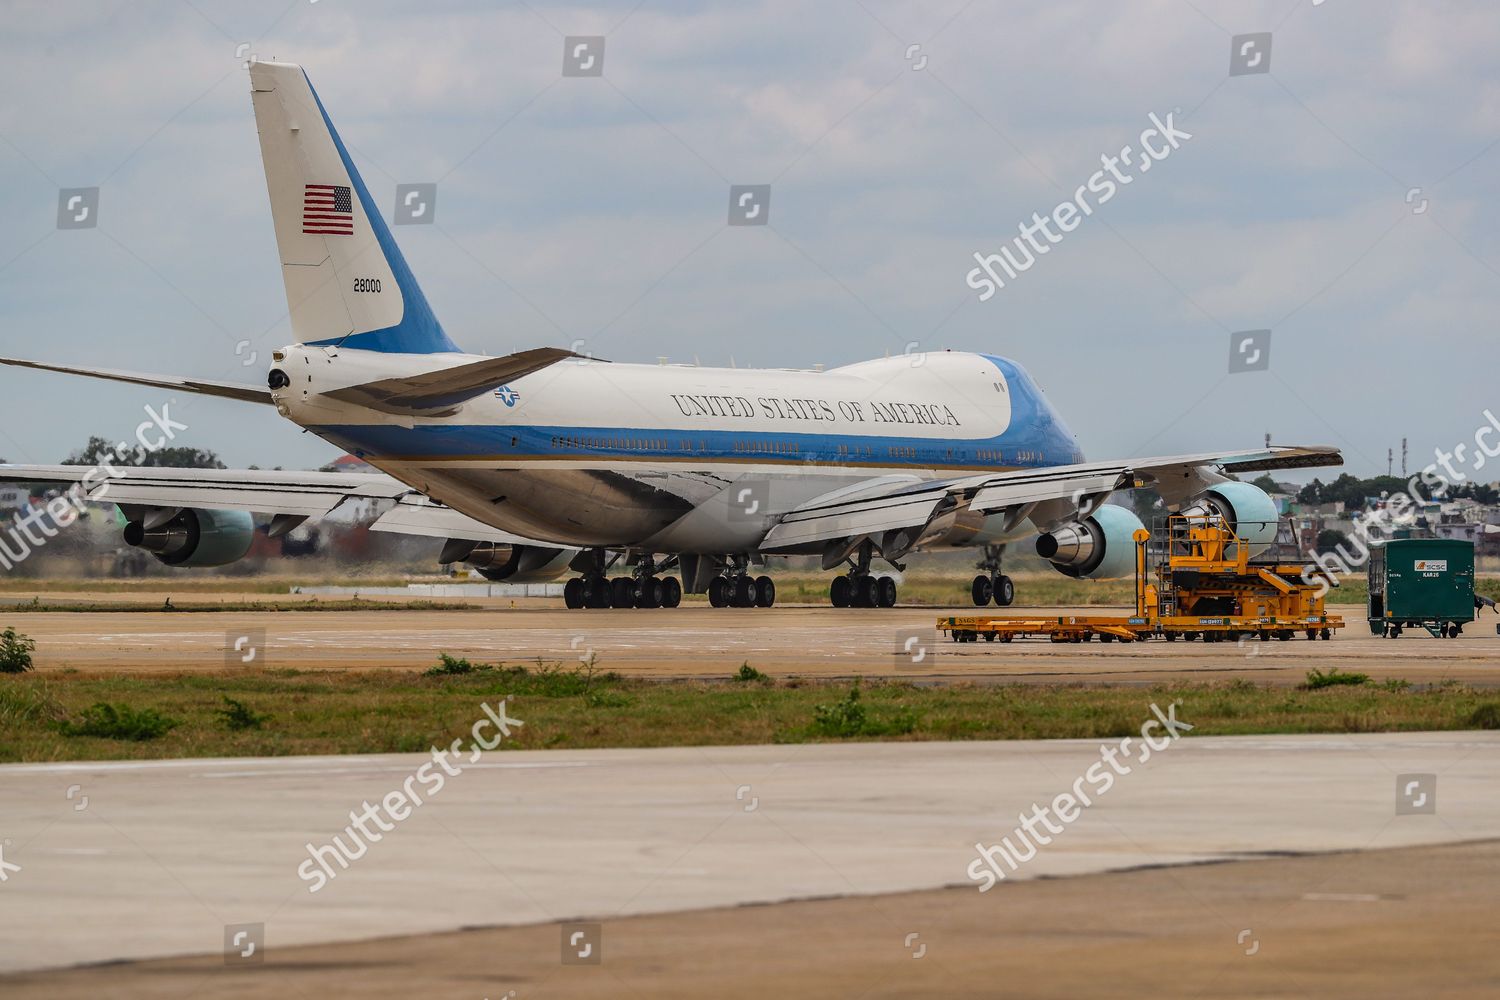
0 62 1340 609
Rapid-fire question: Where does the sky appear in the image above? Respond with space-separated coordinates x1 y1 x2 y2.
0 0 1495 481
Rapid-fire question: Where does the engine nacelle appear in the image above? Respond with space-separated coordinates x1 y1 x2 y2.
1180 482 1279 557
1035 504 1145 580
448 541 575 582
123 508 256 567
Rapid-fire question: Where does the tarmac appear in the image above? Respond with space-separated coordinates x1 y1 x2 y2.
9 600 1500 686
1 733 1496 985
6 841 1495 998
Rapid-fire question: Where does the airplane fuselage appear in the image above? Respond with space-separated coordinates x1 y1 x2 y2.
272 345 1084 554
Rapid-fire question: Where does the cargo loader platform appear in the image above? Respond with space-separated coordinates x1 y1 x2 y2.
939 515 1345 646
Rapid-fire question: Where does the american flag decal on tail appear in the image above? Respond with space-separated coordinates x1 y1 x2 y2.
302 184 354 235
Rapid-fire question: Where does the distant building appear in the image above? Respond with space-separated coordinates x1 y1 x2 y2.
323 454 376 474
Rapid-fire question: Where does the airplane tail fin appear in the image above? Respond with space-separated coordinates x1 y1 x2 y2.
249 62 460 355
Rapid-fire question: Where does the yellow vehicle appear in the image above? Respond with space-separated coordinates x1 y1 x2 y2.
939 514 1343 645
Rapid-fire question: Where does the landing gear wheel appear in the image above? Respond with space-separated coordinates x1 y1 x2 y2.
830 575 852 608
660 575 682 608
564 577 584 609
856 575 879 608
709 577 729 608
611 577 636 609
994 575 1015 607
733 575 755 608
754 575 776 608
583 575 610 609
876 576 897 608
637 575 661 609
971 575 993 607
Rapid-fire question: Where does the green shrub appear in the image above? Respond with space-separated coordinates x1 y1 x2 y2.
812 680 868 738
424 653 488 677
809 680 919 738
734 663 770 684
215 696 270 732
1467 703 1500 730
61 703 180 741
0 627 36 674
1302 668 1369 690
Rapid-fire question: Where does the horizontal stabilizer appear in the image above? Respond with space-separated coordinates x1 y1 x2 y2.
323 347 587 414
0 356 271 405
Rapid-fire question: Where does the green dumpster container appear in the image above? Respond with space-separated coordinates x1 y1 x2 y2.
1367 538 1476 639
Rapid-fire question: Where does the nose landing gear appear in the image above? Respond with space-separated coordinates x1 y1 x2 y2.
972 544 1015 607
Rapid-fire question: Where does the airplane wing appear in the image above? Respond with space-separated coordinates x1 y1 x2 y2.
0 464 553 545
0 356 272 405
759 445 1341 552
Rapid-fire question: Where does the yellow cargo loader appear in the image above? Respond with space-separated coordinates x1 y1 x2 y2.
939 515 1344 645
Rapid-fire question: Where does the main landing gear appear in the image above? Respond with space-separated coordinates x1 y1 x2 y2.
709 556 776 608
827 540 899 608
562 553 683 610
971 544 1015 608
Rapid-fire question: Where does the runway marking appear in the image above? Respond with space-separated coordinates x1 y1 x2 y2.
1302 892 1385 903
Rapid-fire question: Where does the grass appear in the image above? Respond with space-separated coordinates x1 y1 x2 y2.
2 572 1497 613
1 659 1496 762
0 598 478 613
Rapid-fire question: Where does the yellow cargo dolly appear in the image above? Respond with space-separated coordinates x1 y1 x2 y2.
939 515 1345 646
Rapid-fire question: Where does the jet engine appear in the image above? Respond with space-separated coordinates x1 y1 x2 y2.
122 508 256 567
442 540 575 582
1035 504 1145 580
1179 482 1279 557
